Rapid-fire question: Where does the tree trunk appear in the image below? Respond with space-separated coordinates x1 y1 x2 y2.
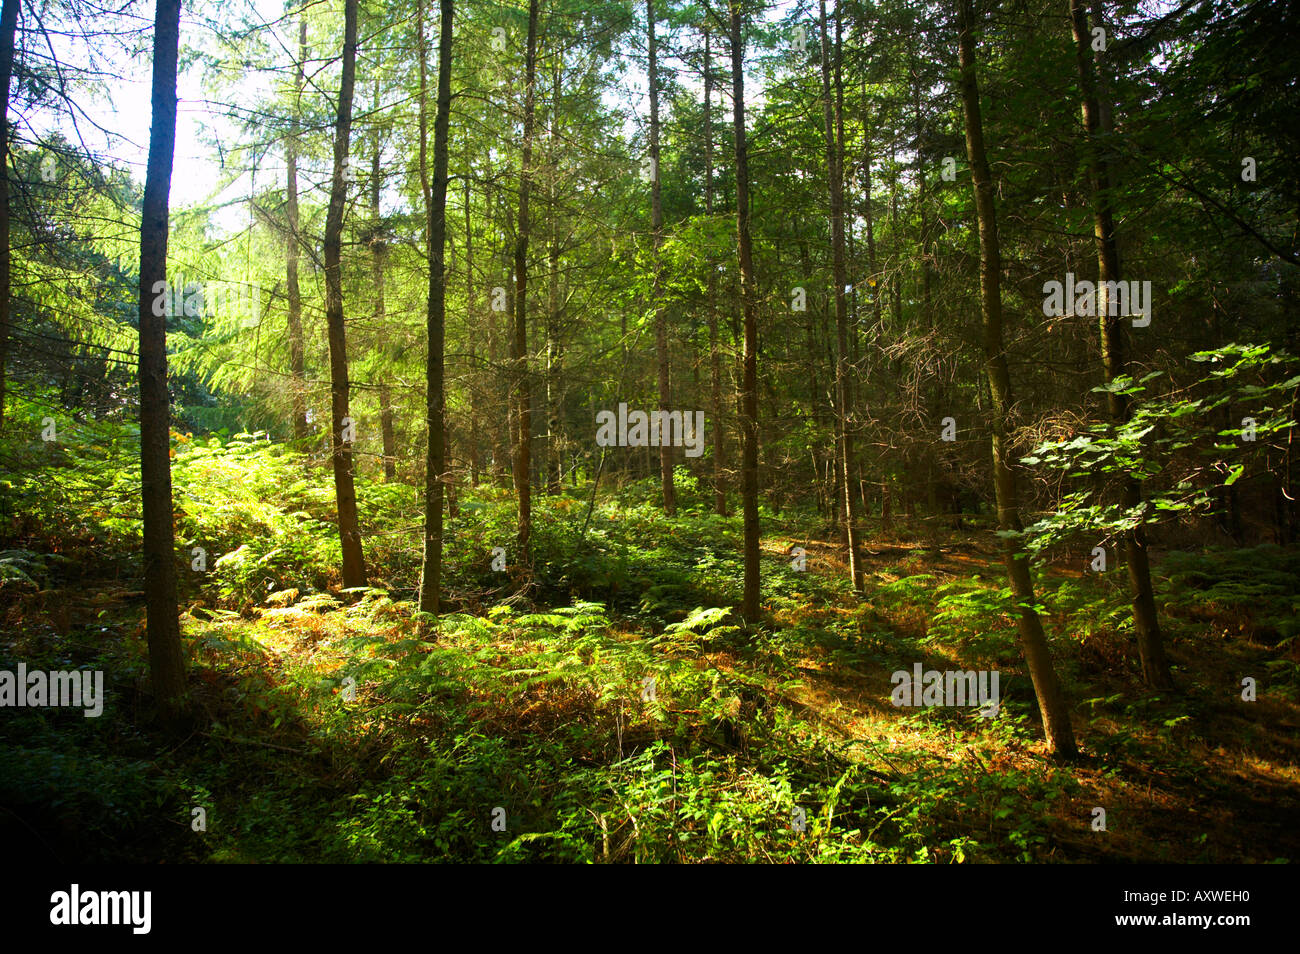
958 0 1077 759
546 63 563 495
1069 0 1173 690
369 98 398 483
445 419 459 517
546 232 562 493
0 0 19 430
820 0 862 591
861 140 881 329
730 1 761 622
323 0 367 589
490 193 508 486
465 168 480 486
513 0 539 566
416 0 453 615
138 0 188 728
704 28 727 516
888 144 903 328
285 14 308 443
646 0 676 515
380 385 396 480
496 243 511 485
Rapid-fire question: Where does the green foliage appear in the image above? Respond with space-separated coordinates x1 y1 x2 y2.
1022 344 1299 554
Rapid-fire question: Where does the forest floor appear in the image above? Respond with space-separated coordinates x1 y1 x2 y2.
2 426 1298 862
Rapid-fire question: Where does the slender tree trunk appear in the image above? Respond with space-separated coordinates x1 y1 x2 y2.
138 0 187 728
861 135 881 328
729 292 742 503
703 29 727 516
1069 0 1173 690
918 157 932 324
647 0 676 515
490 183 508 485
376 386 394 479
416 0 453 615
911 42 938 506
369 104 398 482
284 15 308 443
800 238 824 435
445 418 459 516
323 0 367 589
820 0 862 591
730 1 761 621
494 242 510 485
465 167 481 486
513 0 539 565
546 228 562 493
958 0 1077 758
546 63 563 495
0 0 19 430
889 144 904 327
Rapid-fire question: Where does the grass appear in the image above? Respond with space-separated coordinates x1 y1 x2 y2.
1 424 1297 863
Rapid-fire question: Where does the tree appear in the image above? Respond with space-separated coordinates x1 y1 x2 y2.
323 0 367 589
1069 0 1173 690
418 0 453 617
368 78 398 483
284 12 308 443
701 26 727 516
513 0 540 567
728 0 761 621
819 0 862 591
138 0 188 728
957 0 1077 759
648 0 676 515
0 0 19 429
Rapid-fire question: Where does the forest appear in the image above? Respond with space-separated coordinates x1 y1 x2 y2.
0 0 1297 867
